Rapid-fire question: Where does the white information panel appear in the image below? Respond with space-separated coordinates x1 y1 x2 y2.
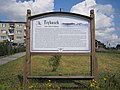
30 15 91 53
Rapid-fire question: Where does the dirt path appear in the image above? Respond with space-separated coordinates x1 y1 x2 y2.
0 52 25 65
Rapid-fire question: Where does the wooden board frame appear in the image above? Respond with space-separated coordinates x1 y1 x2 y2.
30 12 91 53
23 9 98 86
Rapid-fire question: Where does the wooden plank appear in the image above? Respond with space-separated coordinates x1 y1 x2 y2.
27 76 94 80
90 10 98 81
90 9 94 76
29 12 91 20
23 9 31 86
31 52 91 56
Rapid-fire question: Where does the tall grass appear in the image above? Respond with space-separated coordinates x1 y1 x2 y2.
0 52 120 89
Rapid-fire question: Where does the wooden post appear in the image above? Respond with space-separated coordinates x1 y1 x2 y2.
90 10 98 81
23 9 31 86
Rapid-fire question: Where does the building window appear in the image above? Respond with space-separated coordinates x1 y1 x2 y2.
1 30 7 34
16 24 23 28
0 36 6 39
16 30 22 34
9 29 14 33
8 35 14 40
16 36 22 40
16 24 22 27
19 24 22 27
9 23 15 28
1 24 6 27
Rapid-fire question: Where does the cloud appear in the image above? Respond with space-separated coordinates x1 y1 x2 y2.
70 0 120 47
0 0 54 21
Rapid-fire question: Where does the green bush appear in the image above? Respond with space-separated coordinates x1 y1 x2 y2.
0 41 25 56
0 85 7 90
13 46 25 53
98 72 120 90
0 41 13 56
88 72 120 90
49 55 61 72
0 43 5 56
0 42 10 56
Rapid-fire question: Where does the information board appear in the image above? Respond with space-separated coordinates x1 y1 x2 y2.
24 10 98 85
30 15 91 53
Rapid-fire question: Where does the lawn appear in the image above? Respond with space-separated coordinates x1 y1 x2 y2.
31 55 90 76
0 52 120 89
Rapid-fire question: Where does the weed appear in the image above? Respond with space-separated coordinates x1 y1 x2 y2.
49 55 61 72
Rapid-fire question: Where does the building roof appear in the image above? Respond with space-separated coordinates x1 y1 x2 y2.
0 21 26 24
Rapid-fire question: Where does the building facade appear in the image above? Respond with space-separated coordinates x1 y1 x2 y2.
95 40 106 51
0 21 26 44
116 44 120 49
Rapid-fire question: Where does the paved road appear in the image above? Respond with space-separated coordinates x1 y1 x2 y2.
0 52 25 65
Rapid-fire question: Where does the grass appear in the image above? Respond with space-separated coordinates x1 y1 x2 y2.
97 52 120 73
0 57 24 89
0 52 120 89
31 55 90 76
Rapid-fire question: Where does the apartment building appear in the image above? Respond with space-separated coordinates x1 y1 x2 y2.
0 21 26 44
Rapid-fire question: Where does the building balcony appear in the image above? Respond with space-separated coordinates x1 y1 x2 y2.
7 37 14 42
8 29 14 35
9 24 15 28
9 27 14 29
8 32 14 35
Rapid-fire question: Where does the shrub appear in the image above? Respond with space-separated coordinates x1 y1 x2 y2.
0 41 25 56
0 85 7 90
49 55 61 72
0 42 12 56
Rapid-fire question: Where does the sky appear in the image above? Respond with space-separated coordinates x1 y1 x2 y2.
0 0 120 47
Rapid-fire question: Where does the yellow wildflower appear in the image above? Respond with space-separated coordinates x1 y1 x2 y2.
104 77 107 81
90 83 94 87
48 84 52 87
28 85 33 89
92 79 97 83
